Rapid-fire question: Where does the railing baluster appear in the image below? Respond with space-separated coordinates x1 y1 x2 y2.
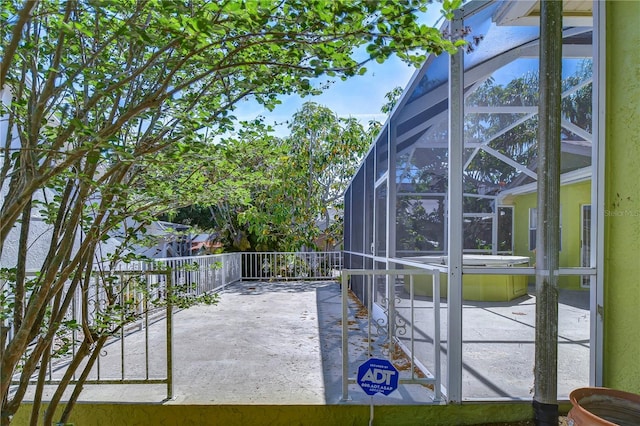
341 268 441 402
13 252 342 393
233 251 343 281
145 274 150 380
120 271 126 381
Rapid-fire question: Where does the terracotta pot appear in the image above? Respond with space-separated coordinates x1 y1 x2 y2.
568 387 640 425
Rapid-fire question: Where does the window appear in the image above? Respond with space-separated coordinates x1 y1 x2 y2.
529 208 536 251
529 207 562 251
498 206 514 253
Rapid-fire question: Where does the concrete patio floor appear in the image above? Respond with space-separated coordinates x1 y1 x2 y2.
393 283 590 401
25 280 590 406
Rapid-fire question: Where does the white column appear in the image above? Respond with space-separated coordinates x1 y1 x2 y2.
447 8 465 404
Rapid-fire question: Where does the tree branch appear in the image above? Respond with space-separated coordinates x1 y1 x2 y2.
0 0 39 89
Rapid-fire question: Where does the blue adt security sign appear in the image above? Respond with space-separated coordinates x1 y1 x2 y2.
357 358 399 396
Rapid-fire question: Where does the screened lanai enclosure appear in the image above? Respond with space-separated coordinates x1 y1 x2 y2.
343 1 599 403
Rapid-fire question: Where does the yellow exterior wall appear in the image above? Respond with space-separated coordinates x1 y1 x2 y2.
506 180 591 289
12 401 538 426
603 0 640 393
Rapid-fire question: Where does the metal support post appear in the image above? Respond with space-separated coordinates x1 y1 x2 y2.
387 121 397 350
534 1 562 424
591 0 605 388
447 7 465 404
166 271 174 401
341 272 350 401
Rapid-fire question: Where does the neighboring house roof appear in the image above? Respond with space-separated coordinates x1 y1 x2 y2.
497 166 591 202
315 207 340 232
191 233 221 252
123 220 193 259
191 233 213 243
151 220 191 235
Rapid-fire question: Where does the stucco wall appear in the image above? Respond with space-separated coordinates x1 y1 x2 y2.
603 0 640 393
12 401 536 426
507 180 591 289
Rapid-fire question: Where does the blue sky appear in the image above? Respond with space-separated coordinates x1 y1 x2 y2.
232 4 446 137
233 56 417 135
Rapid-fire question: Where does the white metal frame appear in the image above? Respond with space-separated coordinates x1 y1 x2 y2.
497 205 515 254
341 268 444 402
446 7 465 404
580 204 592 288
343 0 604 402
591 0 605 387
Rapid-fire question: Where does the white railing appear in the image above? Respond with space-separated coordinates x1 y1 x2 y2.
341 268 444 402
7 253 242 400
241 251 342 280
124 252 242 295
6 252 338 401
